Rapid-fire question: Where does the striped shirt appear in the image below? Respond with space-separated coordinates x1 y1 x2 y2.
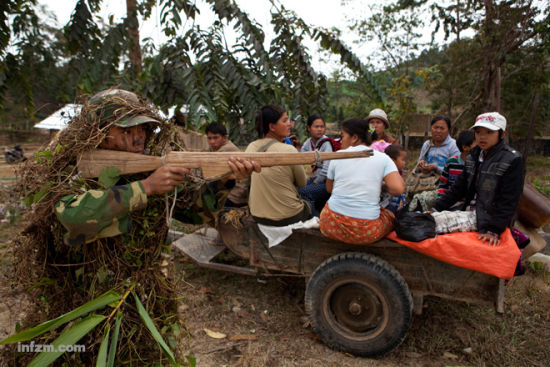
437 155 465 198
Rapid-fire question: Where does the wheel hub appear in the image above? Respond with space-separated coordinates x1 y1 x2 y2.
330 283 384 333
348 301 362 315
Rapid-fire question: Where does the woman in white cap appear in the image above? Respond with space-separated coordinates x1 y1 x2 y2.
365 108 396 144
433 112 525 246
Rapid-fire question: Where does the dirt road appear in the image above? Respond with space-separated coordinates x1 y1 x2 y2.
0 143 44 180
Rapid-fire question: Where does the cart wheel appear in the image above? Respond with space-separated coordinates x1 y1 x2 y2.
305 252 412 357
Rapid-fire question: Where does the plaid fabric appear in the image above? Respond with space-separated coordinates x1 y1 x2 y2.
431 210 477 234
408 189 438 212
320 204 395 245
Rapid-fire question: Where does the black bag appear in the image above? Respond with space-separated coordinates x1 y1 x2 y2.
395 211 436 242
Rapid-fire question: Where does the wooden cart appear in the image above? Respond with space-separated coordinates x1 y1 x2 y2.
171 208 505 357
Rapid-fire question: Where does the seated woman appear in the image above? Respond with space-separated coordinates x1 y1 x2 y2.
409 130 477 212
299 114 333 217
246 105 310 226
417 115 460 175
408 115 461 211
320 118 405 245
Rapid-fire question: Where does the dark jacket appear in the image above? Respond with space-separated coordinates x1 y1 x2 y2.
434 140 525 235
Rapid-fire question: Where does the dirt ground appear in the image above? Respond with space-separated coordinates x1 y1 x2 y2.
0 139 549 366
172 253 550 367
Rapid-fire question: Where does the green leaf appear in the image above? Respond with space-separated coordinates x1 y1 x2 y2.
28 314 104 367
32 182 55 204
98 167 121 188
133 292 177 365
186 353 196 367
107 312 122 367
0 291 119 345
96 324 110 367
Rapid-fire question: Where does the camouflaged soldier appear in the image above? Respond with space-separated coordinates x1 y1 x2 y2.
54 89 259 245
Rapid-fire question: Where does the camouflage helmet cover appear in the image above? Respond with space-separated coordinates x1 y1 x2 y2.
89 89 161 128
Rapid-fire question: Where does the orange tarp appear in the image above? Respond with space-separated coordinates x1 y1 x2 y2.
386 229 521 280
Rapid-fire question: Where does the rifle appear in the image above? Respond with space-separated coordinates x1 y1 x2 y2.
77 149 373 181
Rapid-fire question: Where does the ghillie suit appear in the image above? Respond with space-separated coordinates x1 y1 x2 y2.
3 90 227 365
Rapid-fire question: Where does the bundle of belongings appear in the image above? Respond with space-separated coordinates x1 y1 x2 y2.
388 227 522 280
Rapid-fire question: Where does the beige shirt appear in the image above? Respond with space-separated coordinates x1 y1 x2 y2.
246 139 307 220
208 139 239 153
207 140 249 205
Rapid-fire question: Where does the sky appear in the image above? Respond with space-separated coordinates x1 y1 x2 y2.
37 0 376 75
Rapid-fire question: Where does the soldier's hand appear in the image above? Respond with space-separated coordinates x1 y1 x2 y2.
227 157 261 180
141 166 190 195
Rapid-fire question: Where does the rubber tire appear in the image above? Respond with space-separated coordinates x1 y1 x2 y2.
305 252 412 357
5 153 15 164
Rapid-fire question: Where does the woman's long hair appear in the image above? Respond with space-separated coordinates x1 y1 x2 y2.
342 118 375 145
255 104 286 137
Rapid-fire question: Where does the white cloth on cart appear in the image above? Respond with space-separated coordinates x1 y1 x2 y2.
257 217 320 248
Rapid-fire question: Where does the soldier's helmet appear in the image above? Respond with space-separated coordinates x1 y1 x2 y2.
89 89 161 128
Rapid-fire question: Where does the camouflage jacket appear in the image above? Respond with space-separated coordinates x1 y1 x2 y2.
55 177 231 246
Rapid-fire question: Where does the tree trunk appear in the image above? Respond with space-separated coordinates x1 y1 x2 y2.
482 0 502 113
523 92 540 160
126 0 142 75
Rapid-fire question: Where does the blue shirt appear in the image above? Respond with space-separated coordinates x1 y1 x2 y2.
327 146 397 220
418 135 460 174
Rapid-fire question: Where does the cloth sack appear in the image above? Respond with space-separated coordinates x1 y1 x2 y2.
394 211 436 242
405 145 439 195
405 170 439 196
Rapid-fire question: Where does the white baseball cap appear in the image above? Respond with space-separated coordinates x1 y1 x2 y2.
472 112 506 131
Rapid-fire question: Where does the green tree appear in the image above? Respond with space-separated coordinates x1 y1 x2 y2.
346 1 427 146
385 0 547 131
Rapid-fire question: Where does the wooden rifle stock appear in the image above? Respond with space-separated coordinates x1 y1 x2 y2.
77 149 373 180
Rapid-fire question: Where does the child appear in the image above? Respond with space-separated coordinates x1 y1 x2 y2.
437 130 476 198
382 144 407 214
433 112 525 245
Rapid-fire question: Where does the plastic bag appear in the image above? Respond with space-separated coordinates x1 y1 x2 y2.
395 211 436 242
